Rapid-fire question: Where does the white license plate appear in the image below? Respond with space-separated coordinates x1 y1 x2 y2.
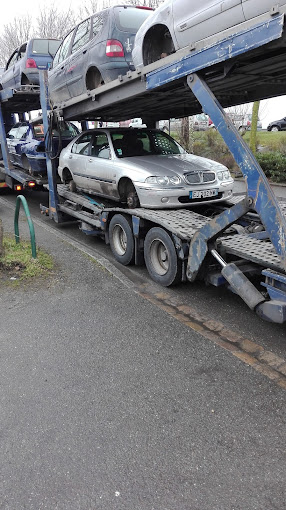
190 189 218 199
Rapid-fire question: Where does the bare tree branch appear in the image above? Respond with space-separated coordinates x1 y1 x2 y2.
35 3 77 40
0 15 33 65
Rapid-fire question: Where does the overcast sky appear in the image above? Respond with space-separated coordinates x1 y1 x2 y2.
1 1 285 127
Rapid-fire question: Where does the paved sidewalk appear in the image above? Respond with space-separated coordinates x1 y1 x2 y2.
0 203 286 510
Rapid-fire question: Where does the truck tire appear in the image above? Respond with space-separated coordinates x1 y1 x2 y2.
144 227 182 286
109 214 135 265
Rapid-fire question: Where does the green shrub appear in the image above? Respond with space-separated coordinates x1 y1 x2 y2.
256 152 286 182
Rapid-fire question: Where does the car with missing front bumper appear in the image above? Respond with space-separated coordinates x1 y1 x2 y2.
58 128 233 209
7 118 79 175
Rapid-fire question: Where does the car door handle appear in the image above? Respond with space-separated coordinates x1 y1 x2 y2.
88 158 92 162
69 155 73 159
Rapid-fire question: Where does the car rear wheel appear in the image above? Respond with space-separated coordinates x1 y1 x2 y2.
270 125 280 132
109 214 135 265
144 227 182 286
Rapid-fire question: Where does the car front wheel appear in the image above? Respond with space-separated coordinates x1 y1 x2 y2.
270 125 280 132
125 182 140 209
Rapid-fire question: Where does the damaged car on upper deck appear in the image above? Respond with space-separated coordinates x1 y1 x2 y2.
48 5 153 107
132 0 286 68
0 39 61 90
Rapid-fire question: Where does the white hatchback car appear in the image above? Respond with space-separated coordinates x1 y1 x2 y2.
132 0 286 67
58 128 233 209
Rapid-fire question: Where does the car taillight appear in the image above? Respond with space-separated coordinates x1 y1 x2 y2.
136 6 153 9
106 40 124 57
26 58 37 68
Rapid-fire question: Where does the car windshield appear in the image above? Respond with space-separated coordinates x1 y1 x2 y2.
111 130 186 158
114 6 153 32
32 39 61 56
33 121 79 139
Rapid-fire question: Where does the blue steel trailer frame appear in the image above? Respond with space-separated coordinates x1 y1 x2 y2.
1 13 286 322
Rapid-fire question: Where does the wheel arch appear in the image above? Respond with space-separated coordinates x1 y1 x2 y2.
117 176 134 200
61 166 73 183
85 66 104 91
142 23 175 66
21 73 30 85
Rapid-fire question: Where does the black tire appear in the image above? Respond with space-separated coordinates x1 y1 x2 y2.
109 214 135 265
69 179 77 192
270 125 280 132
126 183 140 209
144 227 182 286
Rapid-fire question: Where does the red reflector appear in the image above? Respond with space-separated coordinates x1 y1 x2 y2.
26 58 37 69
28 182 36 187
15 185 22 191
106 40 124 57
136 5 153 9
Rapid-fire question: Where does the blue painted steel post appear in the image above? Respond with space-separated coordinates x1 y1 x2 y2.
0 102 14 175
187 73 286 270
38 70 60 222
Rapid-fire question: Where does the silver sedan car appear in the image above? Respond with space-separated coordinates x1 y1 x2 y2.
132 0 286 67
58 128 233 209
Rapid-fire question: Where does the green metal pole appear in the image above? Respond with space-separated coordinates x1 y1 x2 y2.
14 195 37 258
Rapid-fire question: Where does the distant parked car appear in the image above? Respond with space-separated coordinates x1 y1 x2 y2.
129 118 147 128
48 5 153 107
58 128 233 209
0 39 61 90
132 0 286 67
190 113 209 131
267 117 286 131
6 118 79 175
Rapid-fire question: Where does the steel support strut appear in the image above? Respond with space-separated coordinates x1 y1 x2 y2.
39 70 61 222
186 73 286 270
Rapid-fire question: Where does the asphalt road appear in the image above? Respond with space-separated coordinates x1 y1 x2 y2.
1 190 286 510
1 185 285 352
0 184 286 510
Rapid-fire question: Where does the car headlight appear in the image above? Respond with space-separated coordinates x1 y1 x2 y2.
217 170 231 181
145 175 181 186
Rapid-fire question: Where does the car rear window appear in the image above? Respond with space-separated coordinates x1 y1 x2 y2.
32 39 61 56
113 6 153 32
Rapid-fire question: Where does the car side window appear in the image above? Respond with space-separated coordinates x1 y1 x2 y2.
71 133 93 155
90 133 110 159
53 30 74 66
71 18 91 54
92 14 104 38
